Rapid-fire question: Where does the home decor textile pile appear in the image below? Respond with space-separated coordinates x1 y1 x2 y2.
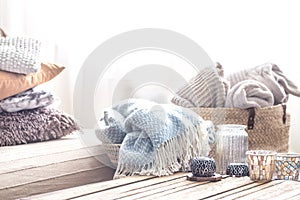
227 63 300 106
97 99 212 177
0 30 80 146
172 63 300 109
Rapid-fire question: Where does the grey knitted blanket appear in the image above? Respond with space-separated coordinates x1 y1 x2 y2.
97 99 212 177
227 63 300 105
225 80 274 109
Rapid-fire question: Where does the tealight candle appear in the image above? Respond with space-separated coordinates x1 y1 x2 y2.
226 163 249 177
275 153 300 181
246 150 276 181
190 157 216 177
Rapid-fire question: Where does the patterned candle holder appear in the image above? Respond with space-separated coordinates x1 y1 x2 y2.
246 150 277 181
226 163 249 177
275 153 300 181
190 157 216 177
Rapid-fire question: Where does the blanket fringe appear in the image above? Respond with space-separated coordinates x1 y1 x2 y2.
114 119 211 178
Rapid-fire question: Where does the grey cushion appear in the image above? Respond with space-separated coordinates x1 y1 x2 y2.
0 107 80 146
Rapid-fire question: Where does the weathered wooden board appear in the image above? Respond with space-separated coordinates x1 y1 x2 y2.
3 134 300 200
23 172 300 200
0 134 115 200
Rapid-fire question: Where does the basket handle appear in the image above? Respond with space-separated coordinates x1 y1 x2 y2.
282 104 287 124
247 108 255 130
247 104 287 130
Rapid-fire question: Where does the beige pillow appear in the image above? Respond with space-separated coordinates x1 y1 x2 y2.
0 62 65 100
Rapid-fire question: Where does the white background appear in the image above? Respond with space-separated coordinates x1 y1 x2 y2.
1 0 299 152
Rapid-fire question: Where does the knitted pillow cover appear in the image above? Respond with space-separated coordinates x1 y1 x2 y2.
0 37 42 74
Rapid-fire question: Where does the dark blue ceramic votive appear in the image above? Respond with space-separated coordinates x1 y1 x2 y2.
226 163 249 177
190 157 216 177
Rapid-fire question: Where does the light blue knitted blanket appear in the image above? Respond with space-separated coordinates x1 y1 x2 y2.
98 99 212 177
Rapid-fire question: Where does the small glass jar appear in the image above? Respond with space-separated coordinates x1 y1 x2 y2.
215 124 248 174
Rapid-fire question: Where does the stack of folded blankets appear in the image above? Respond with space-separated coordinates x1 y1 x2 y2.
172 62 300 109
0 36 80 146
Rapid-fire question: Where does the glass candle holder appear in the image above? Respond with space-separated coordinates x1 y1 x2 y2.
246 150 277 181
275 153 300 181
215 124 248 174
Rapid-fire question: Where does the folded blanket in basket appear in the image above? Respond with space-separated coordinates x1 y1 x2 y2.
97 99 212 177
171 67 227 108
227 63 300 104
225 80 274 109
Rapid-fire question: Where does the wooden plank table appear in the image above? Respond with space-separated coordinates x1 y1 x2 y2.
0 133 115 200
23 172 300 200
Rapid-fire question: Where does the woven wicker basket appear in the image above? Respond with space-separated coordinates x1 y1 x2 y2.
102 143 121 168
192 104 290 153
100 104 290 167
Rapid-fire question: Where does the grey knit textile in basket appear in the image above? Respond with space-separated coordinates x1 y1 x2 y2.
171 67 227 108
0 37 41 74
